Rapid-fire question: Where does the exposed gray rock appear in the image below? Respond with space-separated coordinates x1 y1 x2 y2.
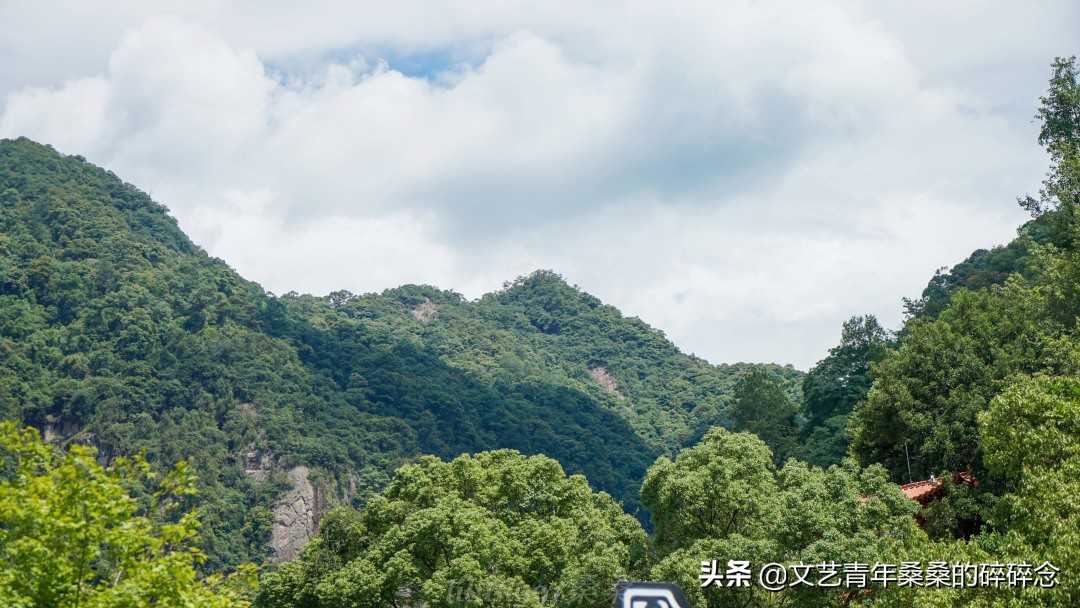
42 420 80 443
411 297 439 323
244 447 273 483
589 365 626 400
269 466 321 563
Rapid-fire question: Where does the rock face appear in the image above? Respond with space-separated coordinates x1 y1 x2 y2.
589 365 626 400
411 298 439 323
244 447 273 483
42 421 81 443
270 466 322 563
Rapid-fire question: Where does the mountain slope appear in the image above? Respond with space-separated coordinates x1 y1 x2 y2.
0 137 798 568
0 138 417 569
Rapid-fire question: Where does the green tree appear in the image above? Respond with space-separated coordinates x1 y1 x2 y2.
255 450 648 608
1020 56 1079 222
802 315 890 427
849 283 1057 484
795 315 891 468
726 370 798 463
869 375 1080 607
0 421 254 607
641 427 780 555
976 374 1080 605
641 428 924 608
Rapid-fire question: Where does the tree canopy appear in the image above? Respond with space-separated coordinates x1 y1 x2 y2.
5 55 1080 608
642 427 924 608
255 450 648 608
726 369 799 463
1021 56 1079 219
0 135 799 558
0 421 254 607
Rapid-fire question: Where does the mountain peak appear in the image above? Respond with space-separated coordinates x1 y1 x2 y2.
0 137 196 258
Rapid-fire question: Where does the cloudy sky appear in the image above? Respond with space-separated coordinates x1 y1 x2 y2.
1 1 1076 369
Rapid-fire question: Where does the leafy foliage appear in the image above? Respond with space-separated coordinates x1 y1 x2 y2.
802 315 890 427
0 421 255 607
972 375 1080 605
7 55 1080 608
0 138 418 569
867 376 1080 607
255 450 648 607
726 369 799 463
1020 56 1080 221
0 136 797 564
908 57 1079 321
845 59 1080 554
642 427 924 608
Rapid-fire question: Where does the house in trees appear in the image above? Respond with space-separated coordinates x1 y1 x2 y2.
900 471 979 529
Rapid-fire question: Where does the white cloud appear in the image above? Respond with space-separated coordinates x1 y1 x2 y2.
0 77 108 154
1 1 1074 368
186 189 456 296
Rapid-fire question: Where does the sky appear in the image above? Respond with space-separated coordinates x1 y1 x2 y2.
1 1 1077 369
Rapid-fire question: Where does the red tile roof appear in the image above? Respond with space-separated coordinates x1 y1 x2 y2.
899 479 942 503
956 471 978 488
899 472 977 506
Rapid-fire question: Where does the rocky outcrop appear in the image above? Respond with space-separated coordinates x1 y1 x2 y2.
269 466 324 563
42 420 81 443
589 365 626 400
244 446 273 482
411 298 439 323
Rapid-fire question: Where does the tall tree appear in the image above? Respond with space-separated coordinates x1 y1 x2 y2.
726 369 798 463
255 450 648 608
795 315 891 468
854 58 1080 486
0 422 254 607
802 315 891 427
642 428 923 608
1020 56 1079 219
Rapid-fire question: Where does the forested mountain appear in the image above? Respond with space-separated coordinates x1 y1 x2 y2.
3 55 1080 608
841 56 1080 578
0 135 797 569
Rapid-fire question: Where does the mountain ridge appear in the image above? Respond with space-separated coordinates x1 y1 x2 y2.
0 136 798 568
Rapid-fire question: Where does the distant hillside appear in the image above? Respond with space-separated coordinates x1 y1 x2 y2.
0 137 797 569
902 211 1062 321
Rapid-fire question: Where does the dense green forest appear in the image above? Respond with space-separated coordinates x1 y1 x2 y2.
0 130 798 569
264 55 1080 608
1 56 1078 607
